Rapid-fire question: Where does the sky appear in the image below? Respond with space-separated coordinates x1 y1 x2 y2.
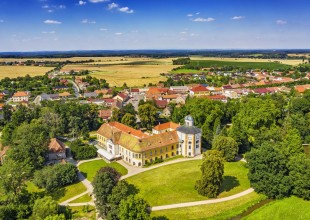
0 0 310 51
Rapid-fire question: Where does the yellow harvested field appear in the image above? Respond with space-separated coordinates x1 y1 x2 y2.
288 53 310 58
189 56 303 65
63 63 176 87
0 66 54 79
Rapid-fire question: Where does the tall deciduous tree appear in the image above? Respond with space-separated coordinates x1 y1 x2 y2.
93 167 121 218
121 113 136 128
246 143 291 199
212 135 238 162
118 195 151 220
138 103 157 129
31 196 59 220
288 154 310 200
195 150 224 198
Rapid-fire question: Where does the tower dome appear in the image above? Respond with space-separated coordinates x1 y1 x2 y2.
184 115 194 126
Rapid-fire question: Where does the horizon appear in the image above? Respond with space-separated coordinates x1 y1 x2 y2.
0 0 310 52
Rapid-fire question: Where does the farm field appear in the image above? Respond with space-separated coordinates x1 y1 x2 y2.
62 63 175 87
126 160 250 206
287 53 310 59
0 66 54 79
152 192 265 220
190 56 303 66
245 196 310 220
79 159 128 182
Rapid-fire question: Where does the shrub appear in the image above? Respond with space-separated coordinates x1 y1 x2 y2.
70 140 97 160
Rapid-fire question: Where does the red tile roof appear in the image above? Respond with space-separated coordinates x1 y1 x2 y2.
190 85 209 92
153 122 180 131
48 138 66 153
13 91 29 97
101 122 149 139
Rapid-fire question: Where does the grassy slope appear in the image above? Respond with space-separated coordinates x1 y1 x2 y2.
27 181 87 203
78 160 128 182
152 192 265 220
245 196 310 220
69 193 92 203
127 160 250 206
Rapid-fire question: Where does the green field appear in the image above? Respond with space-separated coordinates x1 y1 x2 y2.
152 192 265 220
71 206 96 219
171 60 291 73
126 160 250 206
69 193 92 203
78 159 128 182
245 196 310 220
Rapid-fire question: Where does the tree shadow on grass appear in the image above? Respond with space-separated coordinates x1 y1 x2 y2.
50 187 66 201
80 171 88 180
128 183 139 195
220 176 240 193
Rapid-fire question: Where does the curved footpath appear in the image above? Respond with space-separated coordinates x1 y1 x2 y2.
60 156 254 212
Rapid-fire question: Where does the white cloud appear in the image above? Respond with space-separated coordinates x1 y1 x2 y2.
193 17 215 22
48 9 53 13
119 7 134 14
81 19 96 24
187 14 193 17
100 28 108 31
115 32 122 35
190 33 199 37
276 19 287 25
79 1 87 5
59 5 66 9
108 2 118 9
232 16 245 20
44 20 62 24
89 0 109 3
42 5 49 9
42 31 56 34
180 31 187 34
196 12 200 15
0 20 4 23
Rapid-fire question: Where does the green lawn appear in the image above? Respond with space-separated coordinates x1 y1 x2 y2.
152 192 265 220
27 180 87 203
127 160 250 206
79 160 128 182
51 181 87 203
69 193 92 203
245 196 310 220
70 206 96 220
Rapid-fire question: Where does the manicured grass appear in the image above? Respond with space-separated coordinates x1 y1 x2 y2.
69 193 92 203
70 206 96 220
245 196 310 220
127 160 250 206
79 160 128 182
27 180 87 203
50 181 87 203
152 192 265 220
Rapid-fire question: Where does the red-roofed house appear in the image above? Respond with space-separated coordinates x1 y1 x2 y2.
155 99 168 109
48 138 66 161
152 122 180 134
206 95 227 103
12 91 30 102
113 93 129 103
98 109 112 121
189 85 210 97
295 85 310 93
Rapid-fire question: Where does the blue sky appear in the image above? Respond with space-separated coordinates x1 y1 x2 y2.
0 0 309 51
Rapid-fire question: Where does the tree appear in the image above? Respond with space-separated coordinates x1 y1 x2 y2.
138 103 157 129
121 113 136 128
212 136 238 162
195 150 224 198
0 159 30 203
107 180 132 220
111 108 121 122
8 121 49 173
118 195 151 220
246 143 291 199
31 196 59 220
93 167 121 218
33 164 78 192
288 154 310 200
69 140 97 160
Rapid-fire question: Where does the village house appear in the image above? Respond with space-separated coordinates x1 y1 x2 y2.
113 93 129 103
83 92 98 98
189 85 210 97
169 86 189 94
98 109 112 121
59 92 72 99
47 138 66 161
12 91 30 102
96 116 202 167
295 84 310 93
129 88 140 96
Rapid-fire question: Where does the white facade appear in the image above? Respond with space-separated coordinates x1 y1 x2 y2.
12 95 29 102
